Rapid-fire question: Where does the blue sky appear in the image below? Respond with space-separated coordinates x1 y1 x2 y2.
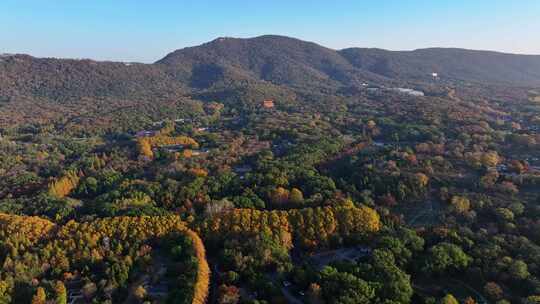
1 0 539 62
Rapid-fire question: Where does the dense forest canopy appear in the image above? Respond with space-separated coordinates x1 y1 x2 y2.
1 35 540 303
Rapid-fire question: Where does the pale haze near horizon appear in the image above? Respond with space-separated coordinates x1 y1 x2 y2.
1 0 539 63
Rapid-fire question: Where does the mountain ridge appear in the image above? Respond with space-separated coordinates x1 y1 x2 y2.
1 35 540 108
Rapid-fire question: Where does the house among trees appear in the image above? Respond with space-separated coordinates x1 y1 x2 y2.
262 99 275 108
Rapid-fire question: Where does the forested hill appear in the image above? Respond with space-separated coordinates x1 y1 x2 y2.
340 47 540 86
2 35 540 105
155 35 388 90
0 54 187 102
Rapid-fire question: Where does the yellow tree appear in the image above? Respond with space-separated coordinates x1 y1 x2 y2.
289 188 304 204
48 170 81 198
137 138 153 158
32 287 46 304
54 281 67 304
415 173 429 188
439 294 459 304
271 187 290 205
481 151 500 167
186 229 210 304
450 196 470 214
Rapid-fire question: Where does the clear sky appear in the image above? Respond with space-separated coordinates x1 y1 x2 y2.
1 0 539 63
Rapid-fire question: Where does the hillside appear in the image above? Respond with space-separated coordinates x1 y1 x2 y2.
0 54 187 102
2 35 540 132
340 47 540 86
2 35 540 104
156 35 386 90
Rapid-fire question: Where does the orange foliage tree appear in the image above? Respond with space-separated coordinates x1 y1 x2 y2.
48 170 82 198
137 135 199 159
199 205 380 249
186 229 210 304
137 138 154 158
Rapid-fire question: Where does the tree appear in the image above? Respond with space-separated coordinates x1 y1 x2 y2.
137 138 153 158
463 296 477 304
0 280 11 304
367 249 413 303
509 160 526 174
186 229 210 304
48 170 81 198
31 287 46 304
133 285 147 301
415 173 429 188
217 284 240 304
481 151 500 167
307 283 323 304
189 168 208 177
318 266 375 304
508 260 529 280
497 181 518 194
439 294 459 304
484 282 503 301
495 208 514 222
423 242 471 274
224 271 239 284
524 295 540 304
82 282 97 300
479 170 499 188
54 281 67 304
271 187 290 205
449 195 470 214
289 188 304 204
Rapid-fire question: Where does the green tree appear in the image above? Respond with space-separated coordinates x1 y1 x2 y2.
368 249 413 303
423 242 471 274
524 295 540 304
508 260 529 280
495 208 514 222
319 266 375 304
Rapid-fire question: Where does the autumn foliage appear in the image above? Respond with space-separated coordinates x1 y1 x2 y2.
186 229 210 304
189 168 209 178
137 138 154 158
0 213 56 245
200 205 380 249
48 170 82 198
0 213 209 304
137 135 199 159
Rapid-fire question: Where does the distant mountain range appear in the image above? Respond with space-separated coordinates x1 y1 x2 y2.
1 35 540 105
158 35 540 88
